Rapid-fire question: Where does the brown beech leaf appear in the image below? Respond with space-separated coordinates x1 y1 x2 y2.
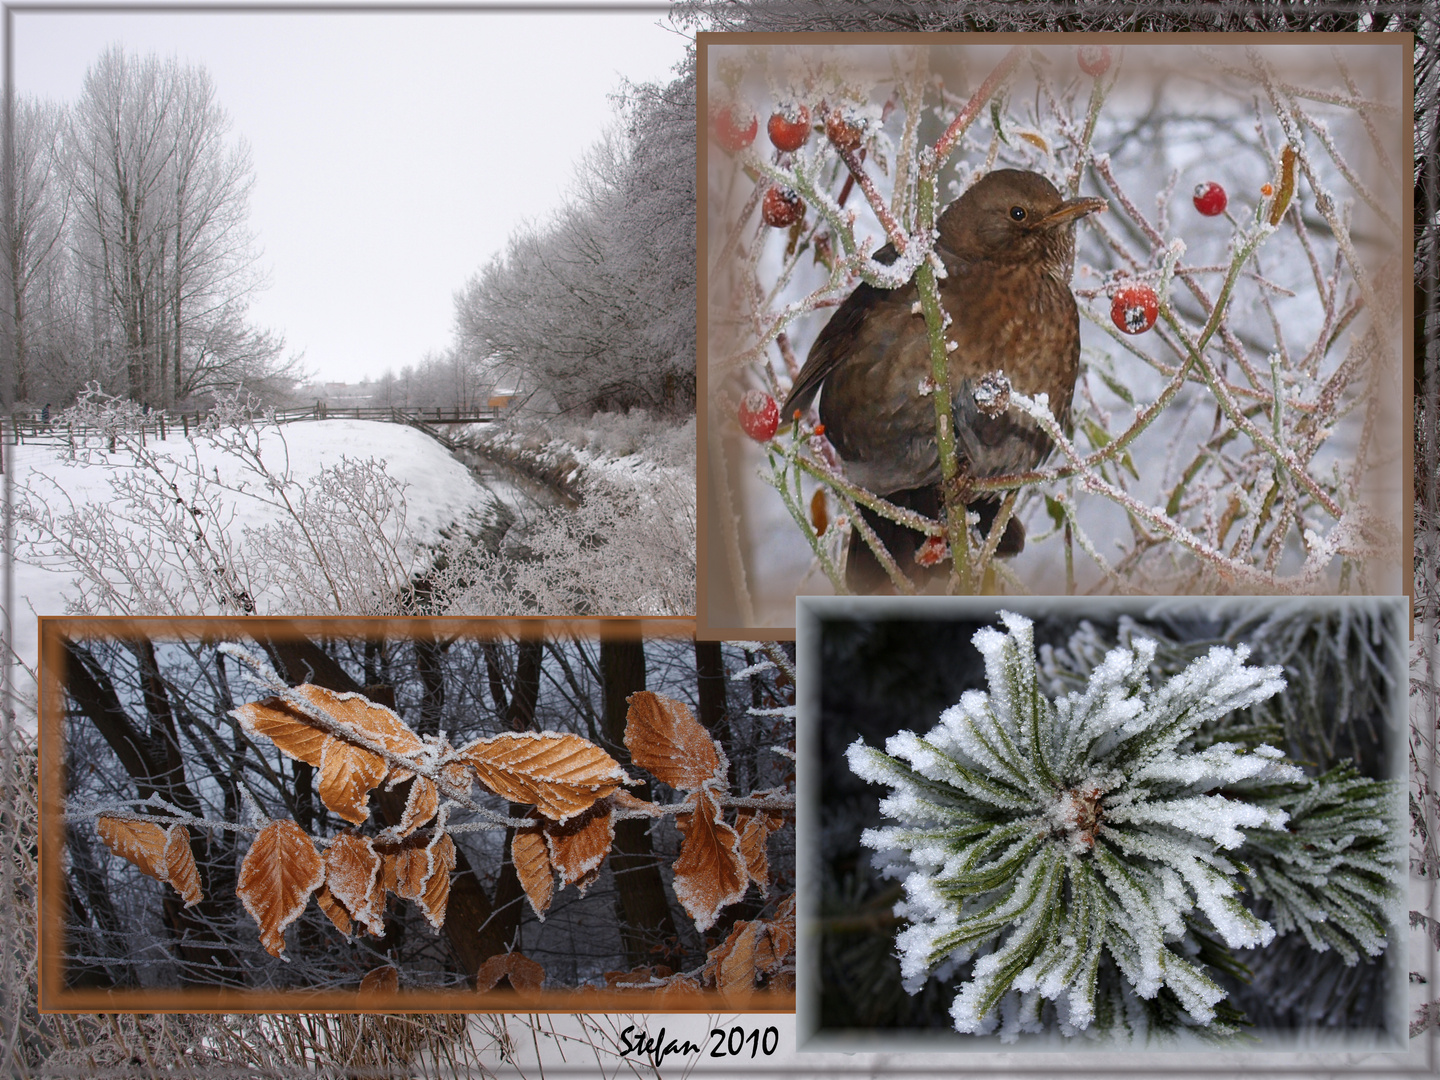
624 691 724 791
315 884 353 936
96 815 168 880
162 825 203 908
236 684 426 824
512 830 555 920
474 951 546 993
673 789 748 932
287 683 425 760
232 697 328 767
735 796 787 896
236 819 325 958
439 760 472 793
544 804 613 888
378 851 398 896
671 789 748 938
318 738 388 825
96 816 203 909
572 865 601 896
397 776 438 837
324 834 384 936
391 838 429 901
417 832 456 930
459 732 626 823
710 920 763 997
359 965 399 995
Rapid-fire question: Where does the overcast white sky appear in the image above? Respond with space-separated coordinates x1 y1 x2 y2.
10 4 691 385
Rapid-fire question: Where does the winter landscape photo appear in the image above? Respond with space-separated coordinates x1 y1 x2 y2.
41 618 795 1012
3 7 698 650
796 595 1409 1050
702 38 1407 631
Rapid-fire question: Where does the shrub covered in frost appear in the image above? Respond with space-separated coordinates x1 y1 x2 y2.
848 611 1400 1042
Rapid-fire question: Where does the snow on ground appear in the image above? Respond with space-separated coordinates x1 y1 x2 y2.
5 419 494 673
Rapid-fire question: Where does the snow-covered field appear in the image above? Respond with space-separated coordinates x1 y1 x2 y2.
5 413 697 684
6 419 493 668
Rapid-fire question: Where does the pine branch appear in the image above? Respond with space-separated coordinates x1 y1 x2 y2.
849 611 1396 1042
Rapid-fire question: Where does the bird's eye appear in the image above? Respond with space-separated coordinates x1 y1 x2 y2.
1009 205 1027 222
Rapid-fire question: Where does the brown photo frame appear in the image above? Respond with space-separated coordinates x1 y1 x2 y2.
37 616 795 1014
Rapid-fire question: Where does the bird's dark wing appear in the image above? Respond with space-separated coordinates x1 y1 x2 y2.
780 243 902 418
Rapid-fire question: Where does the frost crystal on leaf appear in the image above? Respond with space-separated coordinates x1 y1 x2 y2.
846 611 1393 1042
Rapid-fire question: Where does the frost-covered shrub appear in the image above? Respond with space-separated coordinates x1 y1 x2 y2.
848 611 1401 1042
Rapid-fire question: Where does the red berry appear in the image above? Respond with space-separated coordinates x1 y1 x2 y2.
1077 45 1111 77
824 108 863 151
915 535 948 567
738 390 780 441
767 104 811 152
1111 284 1159 335
761 186 804 228
1192 181 1228 216
712 104 757 154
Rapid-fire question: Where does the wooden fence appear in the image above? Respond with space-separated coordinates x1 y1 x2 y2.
5 403 503 447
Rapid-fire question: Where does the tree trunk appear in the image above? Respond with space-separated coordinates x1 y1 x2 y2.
62 639 242 983
600 631 680 969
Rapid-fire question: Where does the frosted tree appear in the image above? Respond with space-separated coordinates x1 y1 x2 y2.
848 611 1401 1042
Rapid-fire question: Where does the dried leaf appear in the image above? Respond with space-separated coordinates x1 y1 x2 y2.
512 830 555 920
475 951 546 993
417 832 456 930
392 839 429 901
378 851 398 896
673 789 748 932
440 760 472 792
809 487 828 536
232 697 328 767
736 790 788 896
1017 129 1050 154
460 732 626 823
236 819 325 958
544 805 614 888
162 825 203 908
324 834 384 936
572 866 601 896
624 691 724 790
710 920 762 997
96 816 168 880
736 811 773 895
359 965 399 995
235 684 425 825
96 816 203 909
287 683 425 760
315 884 353 936
753 918 792 978
1270 144 1298 226
318 737 388 825
398 776 439 837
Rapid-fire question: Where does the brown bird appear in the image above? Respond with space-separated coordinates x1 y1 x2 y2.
782 168 1106 592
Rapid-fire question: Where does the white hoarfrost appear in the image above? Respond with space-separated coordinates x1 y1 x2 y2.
849 611 1310 1042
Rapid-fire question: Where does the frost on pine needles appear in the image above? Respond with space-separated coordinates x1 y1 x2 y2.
847 611 1396 1042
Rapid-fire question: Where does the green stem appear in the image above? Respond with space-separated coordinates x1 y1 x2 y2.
914 174 971 593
